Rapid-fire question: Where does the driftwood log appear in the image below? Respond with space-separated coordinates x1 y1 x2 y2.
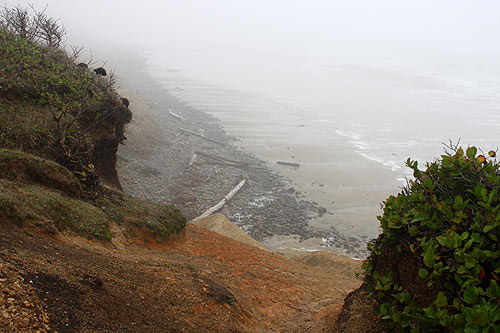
191 178 247 222
276 161 300 168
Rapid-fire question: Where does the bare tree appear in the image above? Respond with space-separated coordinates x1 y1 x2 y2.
0 5 39 40
33 5 66 48
68 44 84 62
107 70 119 89
0 4 66 48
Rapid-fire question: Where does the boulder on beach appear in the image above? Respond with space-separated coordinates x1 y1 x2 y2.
192 213 267 251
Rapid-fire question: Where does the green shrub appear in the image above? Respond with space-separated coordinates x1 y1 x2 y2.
365 146 500 332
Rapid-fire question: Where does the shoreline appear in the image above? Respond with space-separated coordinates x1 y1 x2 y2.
104 49 400 259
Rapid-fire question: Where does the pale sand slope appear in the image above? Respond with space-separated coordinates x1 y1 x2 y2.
192 213 268 251
116 87 162 155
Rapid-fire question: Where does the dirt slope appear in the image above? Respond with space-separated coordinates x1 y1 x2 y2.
0 220 361 332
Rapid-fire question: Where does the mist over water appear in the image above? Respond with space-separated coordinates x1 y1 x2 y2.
147 47 500 184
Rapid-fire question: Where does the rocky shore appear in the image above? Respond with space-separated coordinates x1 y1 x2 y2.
111 52 367 258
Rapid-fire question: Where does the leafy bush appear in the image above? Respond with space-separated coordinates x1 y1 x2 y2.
365 146 500 332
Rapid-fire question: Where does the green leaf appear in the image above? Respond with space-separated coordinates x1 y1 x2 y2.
466 146 478 159
424 305 437 319
436 292 447 307
464 239 474 249
451 313 466 329
453 196 464 210
437 235 449 247
463 286 479 304
423 246 436 267
423 177 434 189
408 226 418 236
394 292 411 304
392 312 402 323
471 233 483 243
465 258 477 269
486 280 500 299
483 224 497 233
459 231 470 242
469 305 490 326
379 303 389 315
457 266 468 275
418 268 428 279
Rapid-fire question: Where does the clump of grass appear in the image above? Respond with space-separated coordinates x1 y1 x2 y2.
0 179 110 240
0 149 81 197
97 189 186 241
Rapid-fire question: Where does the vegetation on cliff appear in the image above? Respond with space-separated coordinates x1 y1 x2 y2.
0 6 186 242
0 6 130 190
364 145 500 332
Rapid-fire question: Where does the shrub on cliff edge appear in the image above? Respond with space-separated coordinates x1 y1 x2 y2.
365 145 500 332
0 18 131 191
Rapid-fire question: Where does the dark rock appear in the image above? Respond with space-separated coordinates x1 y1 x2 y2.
120 97 130 108
94 67 107 76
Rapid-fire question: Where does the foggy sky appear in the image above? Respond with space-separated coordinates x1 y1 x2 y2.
5 0 500 60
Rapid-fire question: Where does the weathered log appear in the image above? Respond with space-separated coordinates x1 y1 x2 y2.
276 161 300 168
178 128 225 146
191 178 247 222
